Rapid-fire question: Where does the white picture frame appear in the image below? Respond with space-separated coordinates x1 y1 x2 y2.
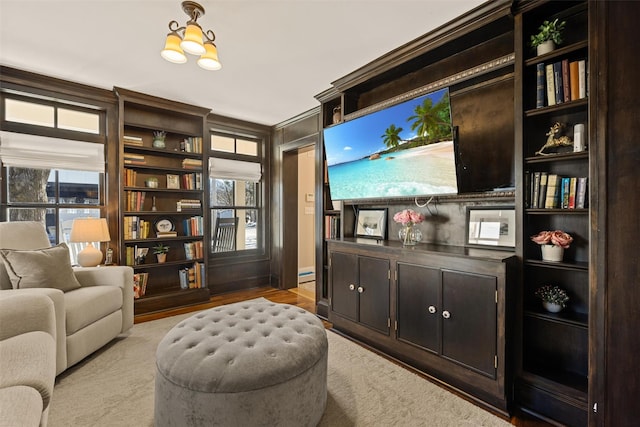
356 208 387 239
166 174 180 189
466 206 516 250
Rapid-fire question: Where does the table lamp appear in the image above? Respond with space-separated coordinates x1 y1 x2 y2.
69 218 111 267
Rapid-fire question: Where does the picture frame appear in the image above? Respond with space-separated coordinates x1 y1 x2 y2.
356 208 387 239
166 174 180 189
466 206 516 250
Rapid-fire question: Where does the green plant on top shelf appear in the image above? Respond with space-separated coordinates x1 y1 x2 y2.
530 19 566 48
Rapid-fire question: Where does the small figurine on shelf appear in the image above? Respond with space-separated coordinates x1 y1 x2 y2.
153 243 170 263
535 122 573 156
153 130 166 149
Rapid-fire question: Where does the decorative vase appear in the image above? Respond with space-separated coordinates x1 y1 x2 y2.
541 244 564 262
156 253 167 263
536 40 555 56
152 138 166 149
399 224 422 246
543 301 563 313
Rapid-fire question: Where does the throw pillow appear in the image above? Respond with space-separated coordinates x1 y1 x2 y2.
0 243 82 292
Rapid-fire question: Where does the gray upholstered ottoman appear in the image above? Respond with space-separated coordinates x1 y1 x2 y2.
154 298 328 427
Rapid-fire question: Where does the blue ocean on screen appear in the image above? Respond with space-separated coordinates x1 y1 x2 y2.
327 140 458 200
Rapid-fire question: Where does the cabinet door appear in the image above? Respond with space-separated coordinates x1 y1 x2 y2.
358 256 390 334
397 263 440 352
441 270 497 378
330 251 358 321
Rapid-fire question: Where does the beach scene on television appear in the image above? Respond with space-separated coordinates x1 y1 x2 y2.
323 87 458 201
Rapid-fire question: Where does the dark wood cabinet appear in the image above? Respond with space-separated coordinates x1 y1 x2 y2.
330 250 390 335
398 264 498 378
328 239 515 413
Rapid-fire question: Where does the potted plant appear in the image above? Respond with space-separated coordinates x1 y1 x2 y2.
530 230 573 262
535 285 569 313
393 209 425 246
153 243 170 263
153 130 167 149
530 18 566 55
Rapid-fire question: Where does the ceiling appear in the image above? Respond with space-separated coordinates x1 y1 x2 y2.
0 0 486 126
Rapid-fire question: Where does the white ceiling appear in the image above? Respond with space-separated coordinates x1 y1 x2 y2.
0 0 486 126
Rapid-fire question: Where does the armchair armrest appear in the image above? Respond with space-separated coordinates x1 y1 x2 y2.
0 293 55 342
73 266 134 333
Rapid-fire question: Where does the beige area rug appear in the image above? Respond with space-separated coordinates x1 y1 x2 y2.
49 310 512 427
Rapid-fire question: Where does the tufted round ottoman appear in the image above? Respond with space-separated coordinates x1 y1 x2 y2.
154 298 328 427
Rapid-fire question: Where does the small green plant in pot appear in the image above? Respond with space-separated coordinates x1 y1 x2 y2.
153 243 170 263
153 130 167 149
530 18 566 55
535 285 569 313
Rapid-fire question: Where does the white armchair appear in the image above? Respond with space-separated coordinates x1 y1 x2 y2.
0 221 133 374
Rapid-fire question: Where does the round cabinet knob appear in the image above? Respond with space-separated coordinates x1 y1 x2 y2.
428 305 437 314
442 310 451 319
357 286 364 293
348 284 355 291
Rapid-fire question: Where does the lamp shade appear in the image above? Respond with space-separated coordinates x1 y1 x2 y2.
181 23 205 55
70 218 111 243
161 32 188 64
197 42 222 70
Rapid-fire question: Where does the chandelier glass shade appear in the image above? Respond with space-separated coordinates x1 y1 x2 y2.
161 1 221 70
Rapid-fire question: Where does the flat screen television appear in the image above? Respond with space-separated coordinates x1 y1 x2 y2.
323 87 458 201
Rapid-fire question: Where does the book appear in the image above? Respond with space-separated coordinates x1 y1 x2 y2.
532 172 541 209
545 64 556 107
561 59 570 103
570 61 580 100
544 174 560 209
560 177 571 209
538 172 548 209
553 61 563 104
576 177 588 208
578 59 587 99
568 177 577 209
536 63 545 108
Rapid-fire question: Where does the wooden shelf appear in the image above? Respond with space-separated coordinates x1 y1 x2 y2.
524 309 588 329
524 40 588 67
132 258 205 270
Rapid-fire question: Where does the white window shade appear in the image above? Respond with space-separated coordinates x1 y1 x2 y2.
0 131 105 172
209 157 261 182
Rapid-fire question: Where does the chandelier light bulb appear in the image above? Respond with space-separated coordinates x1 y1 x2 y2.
197 42 222 70
181 23 206 55
161 32 188 64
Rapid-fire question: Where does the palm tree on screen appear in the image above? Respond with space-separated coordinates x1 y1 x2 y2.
381 124 403 149
407 94 452 143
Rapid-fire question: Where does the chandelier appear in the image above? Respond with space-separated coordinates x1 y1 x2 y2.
161 1 222 70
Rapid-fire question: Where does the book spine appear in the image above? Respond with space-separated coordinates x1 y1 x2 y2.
544 174 559 209
561 177 571 209
545 64 556 107
538 172 548 209
553 61 563 104
568 177 577 209
532 172 541 209
562 59 570 103
578 59 587 99
536 63 545 108
576 177 588 208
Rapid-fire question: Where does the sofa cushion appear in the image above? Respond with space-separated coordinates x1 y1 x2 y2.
0 243 81 292
0 385 43 427
0 331 56 409
64 286 123 335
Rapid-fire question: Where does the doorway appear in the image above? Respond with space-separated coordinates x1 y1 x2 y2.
296 146 316 300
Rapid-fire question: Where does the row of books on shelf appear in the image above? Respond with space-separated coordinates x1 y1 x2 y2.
324 215 340 239
124 152 146 165
527 172 588 209
133 272 148 299
181 172 202 190
125 191 146 211
182 158 202 169
184 241 204 260
179 262 205 289
180 137 203 154
123 135 143 146
177 199 201 211
183 216 203 236
535 58 587 109
124 168 138 187
124 216 151 240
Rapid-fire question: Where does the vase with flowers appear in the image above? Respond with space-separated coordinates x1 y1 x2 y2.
535 285 569 313
530 230 573 262
393 209 425 246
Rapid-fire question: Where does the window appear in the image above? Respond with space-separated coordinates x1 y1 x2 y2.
209 131 262 255
1 92 107 265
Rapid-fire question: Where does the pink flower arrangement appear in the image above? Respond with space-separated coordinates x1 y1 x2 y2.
530 230 573 249
393 209 425 226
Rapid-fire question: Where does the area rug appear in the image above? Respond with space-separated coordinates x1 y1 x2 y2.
49 310 511 427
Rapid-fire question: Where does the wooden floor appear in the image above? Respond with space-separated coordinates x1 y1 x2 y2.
134 286 552 427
